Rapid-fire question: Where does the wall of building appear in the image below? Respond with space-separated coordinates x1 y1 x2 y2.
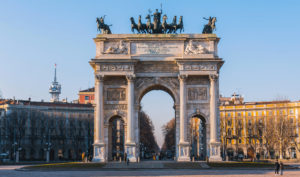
0 100 94 161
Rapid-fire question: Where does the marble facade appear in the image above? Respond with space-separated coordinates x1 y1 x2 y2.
90 34 224 162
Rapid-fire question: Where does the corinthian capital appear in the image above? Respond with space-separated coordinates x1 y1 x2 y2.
209 74 219 81
178 74 188 82
96 74 105 82
126 74 136 82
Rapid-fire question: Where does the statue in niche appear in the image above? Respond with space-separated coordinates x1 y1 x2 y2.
184 40 208 55
103 40 128 54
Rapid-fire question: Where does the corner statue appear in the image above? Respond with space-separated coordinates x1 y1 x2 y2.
202 17 217 34
130 7 184 34
96 16 112 34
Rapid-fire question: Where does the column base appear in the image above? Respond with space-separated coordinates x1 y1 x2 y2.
209 142 222 162
93 143 106 162
125 143 137 162
177 142 190 162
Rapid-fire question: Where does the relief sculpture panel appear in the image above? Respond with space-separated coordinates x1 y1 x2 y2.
187 87 208 101
106 88 126 101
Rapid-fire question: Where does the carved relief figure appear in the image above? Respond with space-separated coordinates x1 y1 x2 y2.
184 40 208 55
103 40 128 54
107 88 126 101
188 87 207 101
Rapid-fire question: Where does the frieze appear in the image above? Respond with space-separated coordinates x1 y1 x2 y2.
104 104 127 110
99 64 134 71
182 64 216 71
187 76 209 85
106 88 126 101
135 62 179 73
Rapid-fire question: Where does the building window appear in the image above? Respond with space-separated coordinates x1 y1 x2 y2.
247 112 251 116
290 109 294 115
85 96 89 100
237 129 242 136
248 120 252 126
227 113 231 117
239 139 242 144
259 119 263 125
228 128 232 136
290 118 294 123
248 128 252 136
258 111 262 116
268 111 273 116
237 112 241 117
227 120 232 126
238 119 242 126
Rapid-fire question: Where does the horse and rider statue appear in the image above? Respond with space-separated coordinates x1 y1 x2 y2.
202 16 217 34
96 16 112 34
130 9 184 34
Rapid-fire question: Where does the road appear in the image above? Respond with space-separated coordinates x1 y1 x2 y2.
0 165 300 177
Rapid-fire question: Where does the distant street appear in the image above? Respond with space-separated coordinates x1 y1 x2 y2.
0 165 300 177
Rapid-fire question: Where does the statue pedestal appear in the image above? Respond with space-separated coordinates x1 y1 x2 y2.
93 143 106 162
125 143 137 162
178 142 190 161
209 142 222 161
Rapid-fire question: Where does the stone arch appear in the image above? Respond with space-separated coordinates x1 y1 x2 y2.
135 77 179 105
104 111 127 126
188 112 208 124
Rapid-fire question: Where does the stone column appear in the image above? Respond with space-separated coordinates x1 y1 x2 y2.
125 75 137 162
93 74 106 162
209 74 222 161
178 74 190 161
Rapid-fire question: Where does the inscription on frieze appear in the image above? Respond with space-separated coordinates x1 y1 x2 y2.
188 87 208 101
106 88 126 101
100 64 133 71
131 42 181 55
182 64 216 71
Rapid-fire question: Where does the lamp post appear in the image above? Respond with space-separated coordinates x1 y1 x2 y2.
44 142 51 162
12 142 20 163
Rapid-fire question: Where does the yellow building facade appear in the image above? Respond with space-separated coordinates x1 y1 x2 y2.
220 94 300 160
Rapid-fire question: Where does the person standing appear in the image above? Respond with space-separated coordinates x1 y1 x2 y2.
280 161 284 175
275 160 280 175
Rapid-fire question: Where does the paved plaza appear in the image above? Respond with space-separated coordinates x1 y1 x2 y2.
0 165 300 177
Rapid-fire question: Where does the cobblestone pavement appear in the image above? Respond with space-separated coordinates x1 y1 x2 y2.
0 165 300 177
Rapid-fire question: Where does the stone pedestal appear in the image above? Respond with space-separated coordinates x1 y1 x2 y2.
93 143 106 162
209 142 222 161
178 142 190 161
125 143 137 162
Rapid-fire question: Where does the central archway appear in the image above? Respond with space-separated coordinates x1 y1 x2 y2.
136 83 178 160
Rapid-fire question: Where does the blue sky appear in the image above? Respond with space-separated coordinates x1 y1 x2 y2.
1 0 300 146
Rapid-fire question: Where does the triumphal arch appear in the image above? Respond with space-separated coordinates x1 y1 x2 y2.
90 33 224 162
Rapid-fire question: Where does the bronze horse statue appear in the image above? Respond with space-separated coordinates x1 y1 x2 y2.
202 17 217 34
177 16 184 33
145 14 153 33
96 16 112 34
137 15 147 33
130 17 138 33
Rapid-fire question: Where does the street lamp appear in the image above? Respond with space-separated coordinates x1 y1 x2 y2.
12 142 21 163
44 142 52 162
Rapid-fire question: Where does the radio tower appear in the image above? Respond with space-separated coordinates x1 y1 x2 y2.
49 64 61 102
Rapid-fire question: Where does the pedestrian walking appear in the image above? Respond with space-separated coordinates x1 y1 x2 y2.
127 158 130 165
275 160 280 175
280 161 284 175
